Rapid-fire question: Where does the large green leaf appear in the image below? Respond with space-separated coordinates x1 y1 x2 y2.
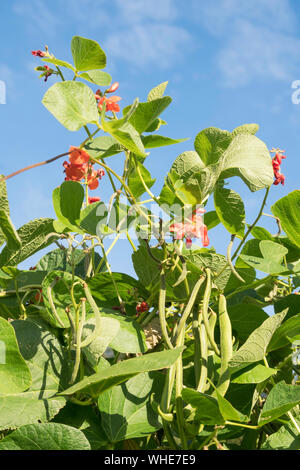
79 201 108 236
0 210 21 251
214 185 245 238
127 160 156 198
0 218 58 268
98 372 163 442
0 320 67 430
36 248 103 278
259 382 300 426
227 304 268 344
81 316 120 367
42 81 99 131
194 127 232 166
261 417 300 450
181 388 225 425
229 310 287 371
102 312 148 354
141 135 188 149
231 364 277 384
0 317 32 394
215 390 248 422
101 115 146 158
123 97 172 135
147 81 168 101
60 347 183 398
271 190 300 249
79 70 111 86
0 423 91 450
42 57 75 72
240 240 288 275
71 36 106 71
268 313 300 351
84 136 122 160
53 181 84 230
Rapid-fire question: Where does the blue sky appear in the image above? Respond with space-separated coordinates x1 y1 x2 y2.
0 0 300 275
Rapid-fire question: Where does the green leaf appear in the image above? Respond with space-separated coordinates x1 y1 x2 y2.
53 181 84 230
71 36 106 71
141 135 188 149
214 186 245 238
42 57 75 72
204 210 220 230
145 118 167 133
232 123 259 136
231 364 277 384
0 175 9 214
181 388 225 425
250 226 273 241
259 382 300 426
79 70 111 86
0 209 22 250
268 314 300 352
81 316 120 367
0 317 32 394
0 218 58 268
147 81 168 101
240 240 288 274
194 127 233 166
0 320 67 430
60 347 183 398
98 372 163 442
124 97 172 134
127 161 156 198
215 390 248 422
102 312 148 354
261 417 300 450
79 201 108 236
42 81 99 131
219 134 273 191
84 136 122 160
101 115 146 158
229 310 288 371
227 304 268 344
271 190 300 249
36 248 103 278
0 423 91 450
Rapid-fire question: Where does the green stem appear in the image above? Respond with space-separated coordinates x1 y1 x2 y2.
158 269 173 349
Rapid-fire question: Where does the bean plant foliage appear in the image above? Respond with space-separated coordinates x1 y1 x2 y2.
0 36 299 452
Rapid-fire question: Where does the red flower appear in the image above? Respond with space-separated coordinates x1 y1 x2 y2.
88 197 101 204
34 289 43 304
69 146 90 166
106 82 119 93
32 50 46 57
63 161 86 181
98 95 121 113
170 208 209 248
271 150 286 186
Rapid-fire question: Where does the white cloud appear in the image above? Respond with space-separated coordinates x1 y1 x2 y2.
192 0 296 35
0 64 17 103
218 20 300 86
13 0 61 32
190 0 299 87
115 0 178 23
104 24 191 68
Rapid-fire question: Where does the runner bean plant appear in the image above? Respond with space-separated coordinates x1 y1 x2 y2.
0 36 299 451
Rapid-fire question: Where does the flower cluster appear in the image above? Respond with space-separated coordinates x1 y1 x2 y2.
95 82 121 113
170 208 209 249
63 146 105 192
31 50 46 57
271 148 286 186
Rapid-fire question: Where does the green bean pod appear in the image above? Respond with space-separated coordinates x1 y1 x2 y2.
216 293 232 396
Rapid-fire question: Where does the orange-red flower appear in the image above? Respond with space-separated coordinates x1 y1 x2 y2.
271 150 286 186
106 82 119 93
88 197 101 204
69 146 90 166
170 208 209 249
97 95 121 113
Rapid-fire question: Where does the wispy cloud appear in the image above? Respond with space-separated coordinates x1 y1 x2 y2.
104 24 191 68
190 0 299 87
13 0 61 32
